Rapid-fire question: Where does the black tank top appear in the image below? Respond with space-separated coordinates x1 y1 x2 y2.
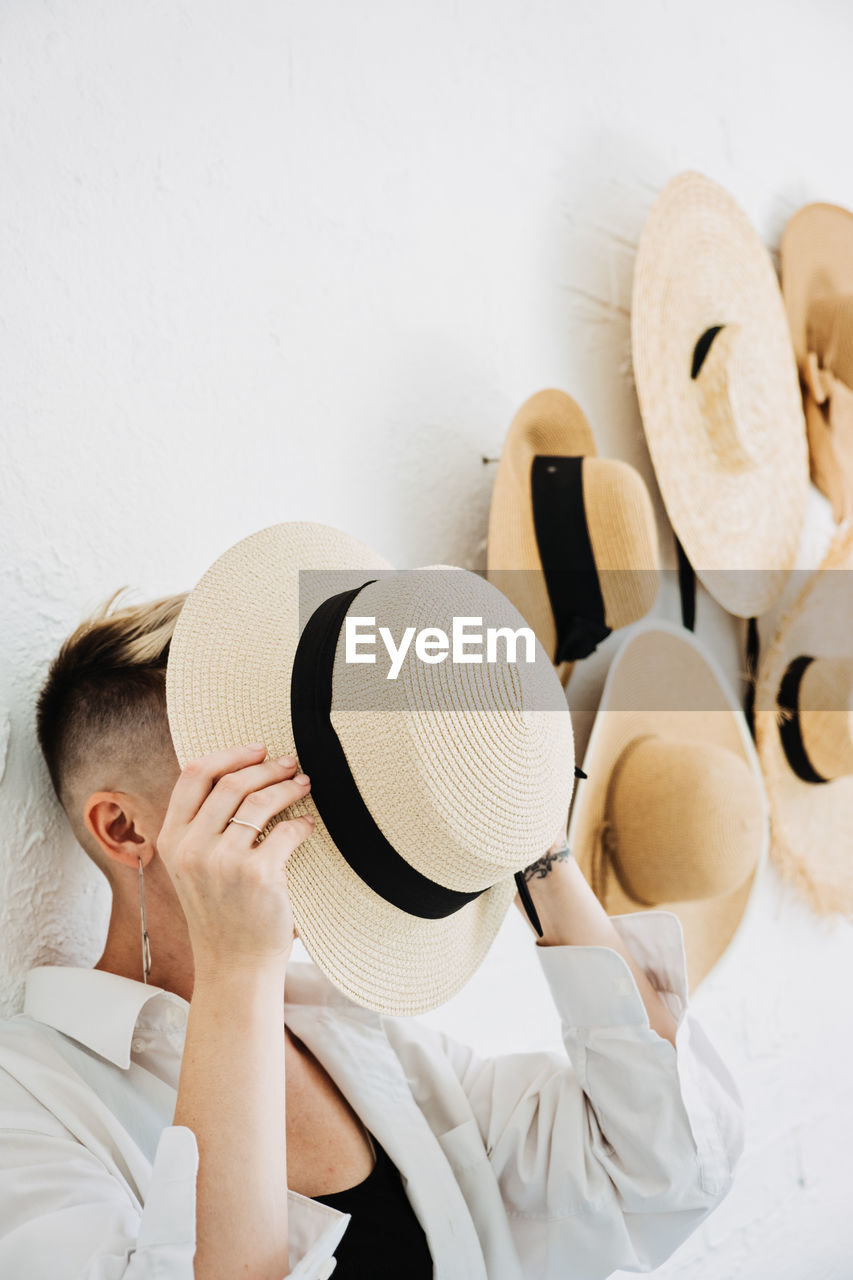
312 1133 433 1277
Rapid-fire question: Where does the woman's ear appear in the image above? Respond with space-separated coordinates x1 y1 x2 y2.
83 790 155 871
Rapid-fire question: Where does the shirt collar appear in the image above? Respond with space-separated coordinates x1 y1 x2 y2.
23 957 379 1071
24 966 175 1069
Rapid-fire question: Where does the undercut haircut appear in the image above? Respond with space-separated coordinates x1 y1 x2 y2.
35 587 188 860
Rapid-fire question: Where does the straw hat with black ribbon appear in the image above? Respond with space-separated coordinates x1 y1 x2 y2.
782 201 853 524
165 521 576 1017
568 620 768 992
754 521 853 917
486 388 659 687
632 171 810 624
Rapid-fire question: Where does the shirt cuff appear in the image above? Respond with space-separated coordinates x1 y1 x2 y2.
534 908 690 1031
137 1125 351 1279
285 1191 351 1279
535 908 744 1198
136 1125 198 1256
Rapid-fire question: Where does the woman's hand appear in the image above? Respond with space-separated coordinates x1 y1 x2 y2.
157 743 314 977
159 744 314 1280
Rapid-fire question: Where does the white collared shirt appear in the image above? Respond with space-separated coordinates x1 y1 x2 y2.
0 910 744 1279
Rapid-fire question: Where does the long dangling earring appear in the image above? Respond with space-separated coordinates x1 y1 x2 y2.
138 856 152 984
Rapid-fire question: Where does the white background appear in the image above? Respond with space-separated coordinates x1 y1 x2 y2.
2 2 853 1276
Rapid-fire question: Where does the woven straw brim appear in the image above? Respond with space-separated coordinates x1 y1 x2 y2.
754 520 853 916
632 171 808 618
487 389 595 684
568 620 768 992
165 522 571 1016
782 202 853 370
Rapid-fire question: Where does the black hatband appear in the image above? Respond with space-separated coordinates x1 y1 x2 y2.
290 580 487 918
777 655 828 785
530 455 611 663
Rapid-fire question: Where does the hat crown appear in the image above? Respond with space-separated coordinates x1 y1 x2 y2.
693 323 767 473
329 565 575 893
797 656 853 781
806 294 853 388
486 389 660 673
604 735 763 904
580 458 659 627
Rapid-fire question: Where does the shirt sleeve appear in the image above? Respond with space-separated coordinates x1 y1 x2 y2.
412 908 745 1279
0 1118 348 1279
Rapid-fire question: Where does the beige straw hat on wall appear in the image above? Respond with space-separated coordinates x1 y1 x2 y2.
486 389 659 686
754 521 853 917
165 521 575 1016
632 171 809 619
782 201 853 523
568 620 768 992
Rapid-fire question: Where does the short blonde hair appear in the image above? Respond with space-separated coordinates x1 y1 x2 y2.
35 587 188 854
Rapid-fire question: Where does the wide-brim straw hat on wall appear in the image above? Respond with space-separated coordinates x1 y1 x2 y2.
782 201 853 523
568 620 768 992
486 388 659 687
165 521 575 1016
754 521 853 917
632 171 810 619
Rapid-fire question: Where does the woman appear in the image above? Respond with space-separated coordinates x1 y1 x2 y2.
0 586 744 1279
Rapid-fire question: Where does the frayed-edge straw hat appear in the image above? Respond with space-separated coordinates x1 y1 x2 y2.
782 202 853 523
486 389 659 687
568 620 768 992
754 521 853 917
165 521 575 1016
632 171 809 618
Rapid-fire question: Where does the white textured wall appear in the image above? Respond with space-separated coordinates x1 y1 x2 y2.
2 2 853 1276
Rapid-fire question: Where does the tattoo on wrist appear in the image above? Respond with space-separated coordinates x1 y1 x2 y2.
522 841 572 883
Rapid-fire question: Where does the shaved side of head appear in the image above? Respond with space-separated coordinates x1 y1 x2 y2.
35 587 187 877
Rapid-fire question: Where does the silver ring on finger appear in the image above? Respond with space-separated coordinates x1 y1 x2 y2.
227 817 265 836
